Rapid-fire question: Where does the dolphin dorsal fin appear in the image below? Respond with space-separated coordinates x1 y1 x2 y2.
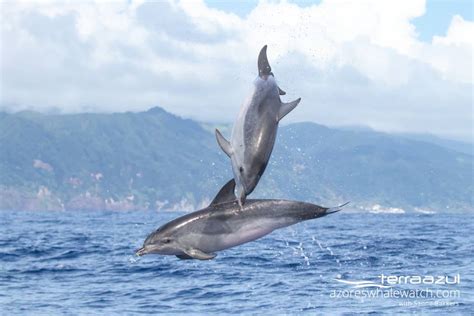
278 98 301 121
210 179 236 206
215 129 232 158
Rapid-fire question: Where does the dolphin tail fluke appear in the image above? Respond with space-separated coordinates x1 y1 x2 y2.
326 202 350 215
278 98 301 121
258 45 272 77
215 129 232 158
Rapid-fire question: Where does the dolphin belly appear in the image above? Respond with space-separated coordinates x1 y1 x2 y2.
218 222 277 251
231 87 280 196
183 213 296 253
186 225 274 253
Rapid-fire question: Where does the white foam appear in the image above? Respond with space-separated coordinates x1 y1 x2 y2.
369 204 405 214
414 207 436 214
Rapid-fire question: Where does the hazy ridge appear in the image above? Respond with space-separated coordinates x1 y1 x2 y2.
0 107 472 212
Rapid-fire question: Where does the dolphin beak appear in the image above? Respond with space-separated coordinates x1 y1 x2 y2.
239 190 247 206
258 45 272 77
135 246 148 256
234 180 247 207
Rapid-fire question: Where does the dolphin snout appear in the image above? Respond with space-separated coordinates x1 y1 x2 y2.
135 246 148 256
235 181 247 206
238 189 246 207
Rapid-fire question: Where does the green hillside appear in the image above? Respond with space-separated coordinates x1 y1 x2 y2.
0 107 472 212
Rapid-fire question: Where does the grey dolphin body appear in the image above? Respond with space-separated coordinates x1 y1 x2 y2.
136 180 345 260
215 45 301 206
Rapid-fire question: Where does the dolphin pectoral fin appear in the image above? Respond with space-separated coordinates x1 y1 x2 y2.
182 247 216 260
215 129 232 158
176 254 193 260
278 98 301 121
278 87 286 95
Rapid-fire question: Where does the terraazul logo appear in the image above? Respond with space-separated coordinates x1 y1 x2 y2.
334 273 461 288
330 274 461 305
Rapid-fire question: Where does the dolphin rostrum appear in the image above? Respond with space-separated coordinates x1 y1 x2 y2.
136 180 346 260
215 45 301 206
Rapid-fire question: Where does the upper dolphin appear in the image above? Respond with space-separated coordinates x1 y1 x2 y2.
136 179 345 260
215 45 301 206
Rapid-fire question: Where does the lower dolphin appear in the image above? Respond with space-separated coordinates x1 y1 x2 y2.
136 180 347 260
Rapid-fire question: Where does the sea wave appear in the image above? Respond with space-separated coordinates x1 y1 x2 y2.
0 211 472 314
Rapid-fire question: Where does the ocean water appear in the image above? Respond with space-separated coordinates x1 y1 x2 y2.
0 210 472 315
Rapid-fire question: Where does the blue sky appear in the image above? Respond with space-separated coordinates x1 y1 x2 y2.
1 0 473 141
413 0 473 41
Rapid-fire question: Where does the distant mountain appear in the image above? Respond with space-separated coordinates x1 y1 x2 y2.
397 133 472 156
0 107 472 212
338 125 473 155
256 123 473 212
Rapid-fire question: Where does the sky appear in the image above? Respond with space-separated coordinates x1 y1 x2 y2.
0 0 473 141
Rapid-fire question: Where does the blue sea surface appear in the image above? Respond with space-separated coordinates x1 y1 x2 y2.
0 210 472 315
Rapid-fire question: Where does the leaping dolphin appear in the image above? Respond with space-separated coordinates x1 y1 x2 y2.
136 180 346 260
215 45 301 206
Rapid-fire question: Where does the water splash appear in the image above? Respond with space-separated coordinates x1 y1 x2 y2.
312 236 341 267
128 255 141 264
295 242 310 266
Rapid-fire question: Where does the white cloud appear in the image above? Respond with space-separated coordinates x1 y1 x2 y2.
0 0 472 140
426 15 473 84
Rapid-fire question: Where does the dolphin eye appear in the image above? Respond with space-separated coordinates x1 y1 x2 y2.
239 167 244 173
162 238 171 244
